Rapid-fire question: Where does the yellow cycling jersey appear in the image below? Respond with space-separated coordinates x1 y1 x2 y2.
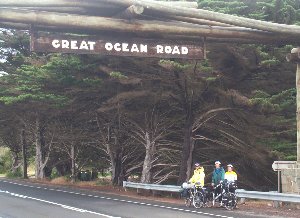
189 167 205 187
224 171 237 182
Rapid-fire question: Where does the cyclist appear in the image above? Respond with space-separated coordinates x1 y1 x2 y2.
225 164 237 193
181 163 205 199
211 161 225 205
189 162 206 206
189 162 205 187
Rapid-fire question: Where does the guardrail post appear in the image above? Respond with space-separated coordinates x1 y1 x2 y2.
239 197 246 204
123 181 128 192
238 189 246 204
270 191 281 208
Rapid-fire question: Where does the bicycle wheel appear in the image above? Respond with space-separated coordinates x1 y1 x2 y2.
185 197 192 207
224 192 237 210
193 192 205 208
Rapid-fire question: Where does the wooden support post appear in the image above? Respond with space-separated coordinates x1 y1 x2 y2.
202 37 207 59
278 170 282 193
287 48 300 163
297 62 300 163
29 24 37 52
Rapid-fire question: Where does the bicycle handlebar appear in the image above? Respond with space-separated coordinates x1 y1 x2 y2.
213 180 237 189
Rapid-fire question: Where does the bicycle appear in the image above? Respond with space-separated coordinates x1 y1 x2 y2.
183 182 206 208
207 180 238 210
222 181 238 210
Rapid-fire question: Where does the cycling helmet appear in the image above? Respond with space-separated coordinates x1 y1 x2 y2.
227 164 233 168
215 161 221 165
194 163 201 167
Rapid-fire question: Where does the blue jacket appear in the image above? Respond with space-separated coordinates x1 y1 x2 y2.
212 167 225 184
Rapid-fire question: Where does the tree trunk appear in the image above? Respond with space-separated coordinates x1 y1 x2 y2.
111 158 117 184
55 162 71 176
108 139 123 186
186 138 195 180
11 151 21 174
21 127 28 179
71 143 76 183
178 119 193 185
111 155 122 186
35 116 45 179
141 131 155 184
117 164 125 186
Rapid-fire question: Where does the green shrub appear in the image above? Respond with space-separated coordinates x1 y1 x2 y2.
6 169 22 178
0 148 12 174
110 71 128 79
50 167 60 179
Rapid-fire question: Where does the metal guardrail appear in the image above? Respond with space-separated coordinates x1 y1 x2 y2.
123 181 300 203
123 181 182 192
236 189 300 203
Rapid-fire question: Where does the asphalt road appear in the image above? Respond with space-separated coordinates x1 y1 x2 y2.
0 179 271 218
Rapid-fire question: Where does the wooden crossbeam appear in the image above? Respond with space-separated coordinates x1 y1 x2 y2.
0 0 198 9
99 0 300 35
2 0 300 37
0 9 287 41
166 16 234 27
2 21 298 45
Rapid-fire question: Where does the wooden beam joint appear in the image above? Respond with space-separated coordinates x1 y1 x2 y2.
114 5 144 19
286 47 300 63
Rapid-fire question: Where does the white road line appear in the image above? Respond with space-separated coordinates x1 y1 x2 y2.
0 189 121 218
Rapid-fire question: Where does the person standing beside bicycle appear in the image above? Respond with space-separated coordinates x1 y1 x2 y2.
181 163 205 198
211 161 225 204
189 162 205 187
224 164 237 193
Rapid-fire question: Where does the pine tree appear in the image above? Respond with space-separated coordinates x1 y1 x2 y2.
197 0 300 24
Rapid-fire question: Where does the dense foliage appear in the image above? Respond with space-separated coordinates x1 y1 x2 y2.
198 0 298 161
